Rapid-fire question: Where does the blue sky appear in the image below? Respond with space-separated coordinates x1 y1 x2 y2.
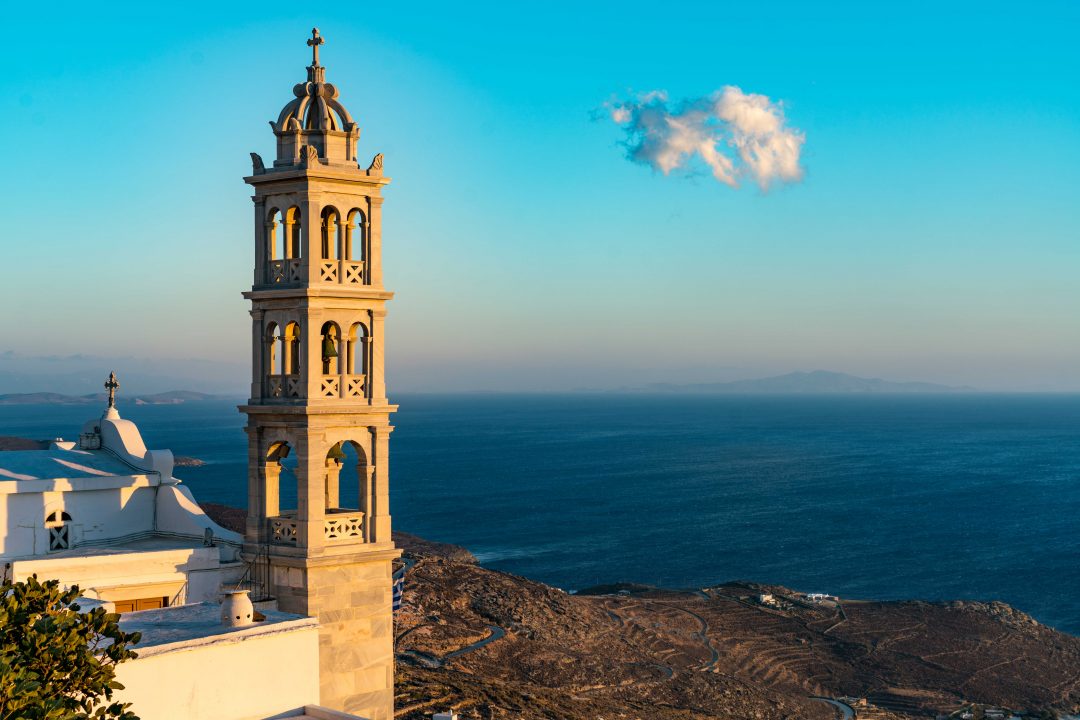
2 1 1078 391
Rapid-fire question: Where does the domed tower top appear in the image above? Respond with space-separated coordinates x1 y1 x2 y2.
268 28 361 168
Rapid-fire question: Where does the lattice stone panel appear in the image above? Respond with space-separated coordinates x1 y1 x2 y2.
324 513 364 541
270 517 299 545
286 377 303 398
321 377 340 398
319 261 339 282
344 261 364 284
266 377 284 398
268 260 287 284
287 259 303 282
345 375 365 398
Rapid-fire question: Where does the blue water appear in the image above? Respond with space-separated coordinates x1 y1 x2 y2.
2 394 1078 634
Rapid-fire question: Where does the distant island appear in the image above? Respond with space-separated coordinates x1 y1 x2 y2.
0 390 221 405
643 370 975 394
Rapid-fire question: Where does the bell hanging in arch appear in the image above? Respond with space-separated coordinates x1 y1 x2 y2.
327 443 347 463
322 335 339 361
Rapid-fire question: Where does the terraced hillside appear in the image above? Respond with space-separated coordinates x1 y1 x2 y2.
197 505 1079 719
392 539 1080 720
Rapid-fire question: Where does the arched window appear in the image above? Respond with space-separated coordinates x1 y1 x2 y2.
283 322 301 376
320 321 341 375
266 207 302 285
265 441 299 545
347 323 368 376
345 209 366 263
265 208 281 260
320 207 341 260
265 322 281 376
45 511 72 551
284 207 302 259
323 441 367 542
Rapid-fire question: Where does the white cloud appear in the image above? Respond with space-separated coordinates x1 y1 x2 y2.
607 86 805 189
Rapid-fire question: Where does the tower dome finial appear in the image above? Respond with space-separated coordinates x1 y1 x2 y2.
267 26 361 168
307 27 325 68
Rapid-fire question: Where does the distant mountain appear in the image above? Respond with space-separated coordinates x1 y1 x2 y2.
645 370 975 394
0 390 222 405
0 351 247 396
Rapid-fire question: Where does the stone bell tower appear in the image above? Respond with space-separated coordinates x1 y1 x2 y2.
239 28 399 720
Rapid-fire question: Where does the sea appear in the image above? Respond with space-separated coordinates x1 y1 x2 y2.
2 393 1078 635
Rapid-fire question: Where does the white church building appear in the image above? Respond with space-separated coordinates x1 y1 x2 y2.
0 383 366 720
1 28 401 720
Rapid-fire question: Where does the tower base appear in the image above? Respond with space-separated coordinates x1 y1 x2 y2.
265 545 400 720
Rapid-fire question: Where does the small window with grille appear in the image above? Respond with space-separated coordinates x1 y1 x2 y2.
45 511 72 551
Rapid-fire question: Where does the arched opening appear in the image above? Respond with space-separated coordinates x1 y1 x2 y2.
347 323 367 375
266 207 302 284
283 322 301 376
345 323 368 398
265 322 281 375
345 209 366 263
320 321 341 375
265 208 281 260
342 209 366 284
320 207 341 260
324 441 368 543
265 441 299 545
45 510 72 551
284 207 302 259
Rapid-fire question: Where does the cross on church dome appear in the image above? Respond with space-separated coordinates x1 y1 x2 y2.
105 372 119 409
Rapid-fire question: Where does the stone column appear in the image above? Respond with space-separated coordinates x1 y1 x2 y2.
369 426 392 543
296 434 326 550
336 214 346 280
306 309 322 400
369 197 383 287
360 462 373 542
244 427 262 542
325 458 341 510
253 198 266 284
371 310 387 402
343 214 354 262
301 197 321 284
250 309 263 402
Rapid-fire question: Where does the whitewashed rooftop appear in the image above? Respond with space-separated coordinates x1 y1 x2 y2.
0 446 137 482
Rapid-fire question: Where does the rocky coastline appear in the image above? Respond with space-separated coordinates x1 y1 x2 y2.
199 504 1079 720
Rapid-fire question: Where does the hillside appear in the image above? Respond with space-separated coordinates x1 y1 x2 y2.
392 541 1079 719
198 503 1079 719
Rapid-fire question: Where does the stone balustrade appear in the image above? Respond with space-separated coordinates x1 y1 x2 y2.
319 374 366 399
318 260 365 285
324 510 365 542
266 376 304 400
267 511 366 546
268 258 303 284
270 516 299 546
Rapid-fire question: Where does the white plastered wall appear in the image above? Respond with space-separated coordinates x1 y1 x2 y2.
10 546 226 604
114 623 321 720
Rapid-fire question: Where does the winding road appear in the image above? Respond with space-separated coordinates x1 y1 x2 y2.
810 697 855 720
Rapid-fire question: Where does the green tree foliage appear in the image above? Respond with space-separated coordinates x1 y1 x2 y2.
0 575 141 720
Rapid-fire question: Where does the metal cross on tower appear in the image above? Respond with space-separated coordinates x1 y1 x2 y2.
307 28 325 67
104 372 119 408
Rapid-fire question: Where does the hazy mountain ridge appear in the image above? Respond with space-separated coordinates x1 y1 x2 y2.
645 370 975 394
0 390 222 405
0 351 247 395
